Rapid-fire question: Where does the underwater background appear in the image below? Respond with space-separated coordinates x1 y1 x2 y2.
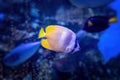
0 0 120 80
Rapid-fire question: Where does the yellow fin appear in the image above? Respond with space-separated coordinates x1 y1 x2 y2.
109 17 118 23
46 25 58 33
38 28 46 38
41 39 53 50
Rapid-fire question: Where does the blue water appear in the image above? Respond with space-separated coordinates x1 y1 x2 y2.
98 0 120 62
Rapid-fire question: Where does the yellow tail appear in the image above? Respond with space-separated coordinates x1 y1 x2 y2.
38 28 46 38
109 17 118 23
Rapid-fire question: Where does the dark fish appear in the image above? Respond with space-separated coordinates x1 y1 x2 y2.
83 16 117 33
3 41 40 67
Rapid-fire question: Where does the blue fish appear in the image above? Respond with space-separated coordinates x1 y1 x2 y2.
98 0 120 62
3 41 40 67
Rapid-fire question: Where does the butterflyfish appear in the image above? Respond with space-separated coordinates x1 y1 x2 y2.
38 25 80 53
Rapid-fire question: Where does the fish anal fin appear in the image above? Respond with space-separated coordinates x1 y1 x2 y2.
41 39 53 50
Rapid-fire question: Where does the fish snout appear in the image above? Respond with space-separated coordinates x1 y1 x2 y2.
74 43 80 52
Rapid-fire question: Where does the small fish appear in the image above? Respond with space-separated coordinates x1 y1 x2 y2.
3 41 40 67
83 16 117 33
39 25 80 53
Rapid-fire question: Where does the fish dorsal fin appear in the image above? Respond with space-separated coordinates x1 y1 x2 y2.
41 39 53 50
38 28 46 38
46 25 58 33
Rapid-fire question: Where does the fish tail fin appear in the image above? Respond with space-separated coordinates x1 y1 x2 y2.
38 28 46 38
109 17 118 23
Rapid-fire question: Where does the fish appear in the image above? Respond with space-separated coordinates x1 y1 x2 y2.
83 16 117 33
3 41 40 67
38 25 80 53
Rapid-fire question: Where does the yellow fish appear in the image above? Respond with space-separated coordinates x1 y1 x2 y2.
38 25 80 53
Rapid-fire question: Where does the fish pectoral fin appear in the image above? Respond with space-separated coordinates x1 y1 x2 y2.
88 21 93 27
109 17 118 23
38 28 46 38
41 39 53 50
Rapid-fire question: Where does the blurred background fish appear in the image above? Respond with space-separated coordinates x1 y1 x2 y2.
83 16 117 33
3 41 40 67
39 25 80 53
